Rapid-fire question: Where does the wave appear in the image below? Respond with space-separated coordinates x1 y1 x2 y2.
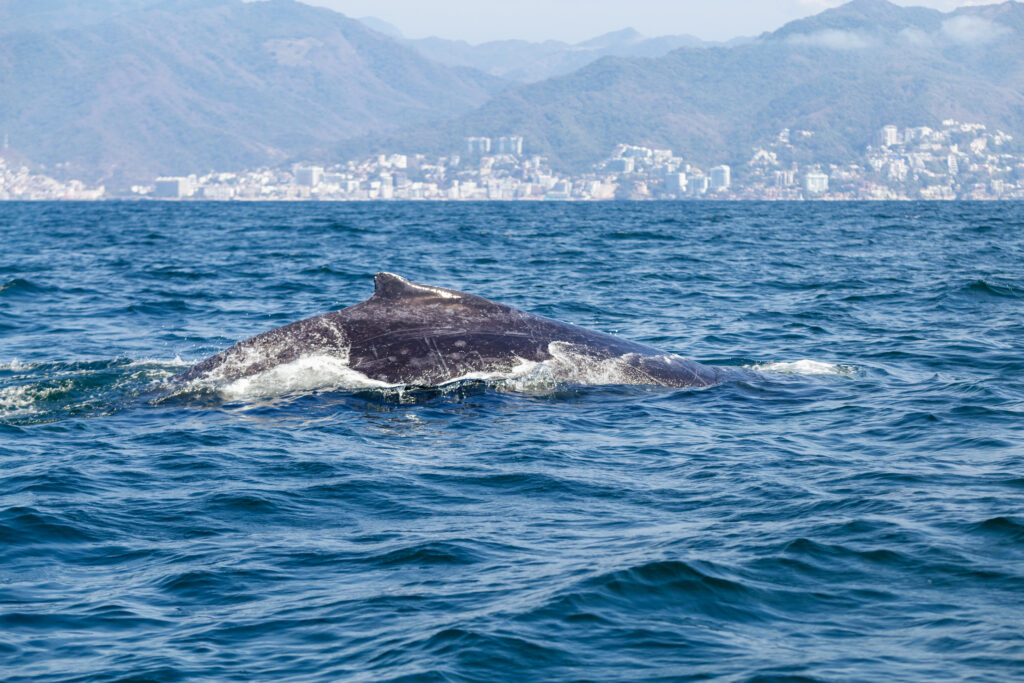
4 351 850 419
0 505 101 545
520 559 762 625
10 348 698 421
0 358 184 425
961 279 1022 299
370 540 486 568
0 278 46 297
971 517 1024 544
0 358 36 372
0 381 74 418
1 349 859 423
926 279 1024 304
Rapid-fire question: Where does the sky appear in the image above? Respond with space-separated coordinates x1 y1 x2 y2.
302 0 993 43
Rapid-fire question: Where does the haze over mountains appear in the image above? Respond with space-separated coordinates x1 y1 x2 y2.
2 0 1023 186
392 25 740 83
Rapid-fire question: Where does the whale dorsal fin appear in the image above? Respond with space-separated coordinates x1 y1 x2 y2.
373 272 462 301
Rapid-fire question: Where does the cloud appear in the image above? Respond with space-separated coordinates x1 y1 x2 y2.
786 29 874 49
940 16 1012 45
898 27 935 47
920 0 998 9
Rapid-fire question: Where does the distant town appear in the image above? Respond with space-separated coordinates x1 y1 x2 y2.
3 120 1024 201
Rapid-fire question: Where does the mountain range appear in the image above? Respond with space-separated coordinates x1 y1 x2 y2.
0 0 504 183
2 0 1024 186
340 0 1024 170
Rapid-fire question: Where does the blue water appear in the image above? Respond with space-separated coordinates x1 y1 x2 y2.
2 201 1023 681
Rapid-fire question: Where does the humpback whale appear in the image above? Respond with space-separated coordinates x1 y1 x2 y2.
172 273 730 393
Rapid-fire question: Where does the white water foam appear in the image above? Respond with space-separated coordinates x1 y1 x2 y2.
411 345 683 395
0 384 37 413
128 355 190 368
751 359 852 376
0 381 71 416
217 354 397 400
181 340 730 401
545 342 669 386
126 356 193 381
192 347 663 401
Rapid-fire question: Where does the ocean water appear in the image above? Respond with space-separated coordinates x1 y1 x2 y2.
1 201 1022 681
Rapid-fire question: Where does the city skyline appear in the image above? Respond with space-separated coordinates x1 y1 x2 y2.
8 120 1019 201
137 121 1024 202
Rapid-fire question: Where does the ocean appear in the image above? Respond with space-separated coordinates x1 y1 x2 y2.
1 201 1022 681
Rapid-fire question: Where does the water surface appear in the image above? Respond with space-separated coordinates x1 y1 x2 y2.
2 202 1022 681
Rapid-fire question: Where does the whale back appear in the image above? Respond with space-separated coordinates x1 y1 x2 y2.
173 273 723 389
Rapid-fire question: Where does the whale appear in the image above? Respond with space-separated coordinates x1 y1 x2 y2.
171 273 732 392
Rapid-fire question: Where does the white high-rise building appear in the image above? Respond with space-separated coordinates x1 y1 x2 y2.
710 165 731 191
608 157 635 174
466 137 492 155
690 175 710 196
804 171 829 194
663 172 687 195
153 177 192 198
295 166 323 187
881 125 901 147
201 186 235 201
546 179 572 200
496 136 524 155
774 169 796 187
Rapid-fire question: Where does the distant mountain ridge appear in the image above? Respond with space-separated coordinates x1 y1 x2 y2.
336 0 1024 171
0 0 161 31
352 18 750 83
0 0 506 184
392 26 732 83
